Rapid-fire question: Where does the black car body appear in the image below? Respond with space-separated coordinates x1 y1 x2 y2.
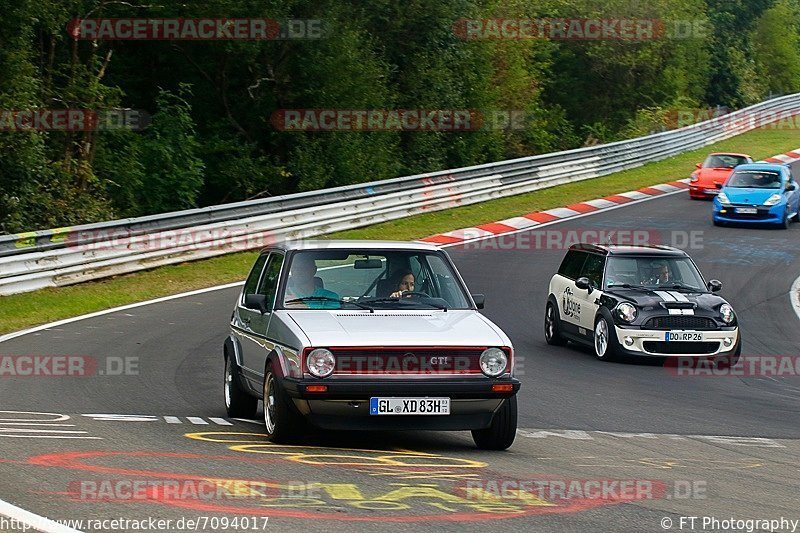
545 244 741 363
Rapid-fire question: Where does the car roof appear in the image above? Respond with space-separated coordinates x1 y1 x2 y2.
731 163 788 172
568 243 688 257
261 239 441 253
708 152 751 158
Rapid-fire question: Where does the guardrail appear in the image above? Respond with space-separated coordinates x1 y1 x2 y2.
1 94 799 295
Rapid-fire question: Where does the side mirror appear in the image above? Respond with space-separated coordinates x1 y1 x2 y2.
244 293 268 313
695 163 702 169
715 182 723 189
472 293 485 310
786 182 797 192
575 277 592 292
707 280 722 293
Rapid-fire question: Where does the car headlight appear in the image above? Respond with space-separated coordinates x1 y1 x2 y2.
717 192 730 205
763 194 782 206
690 175 698 182
306 348 336 378
720 304 735 324
479 348 508 377
616 303 637 323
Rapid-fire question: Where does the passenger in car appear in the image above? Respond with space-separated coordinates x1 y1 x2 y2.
285 255 340 308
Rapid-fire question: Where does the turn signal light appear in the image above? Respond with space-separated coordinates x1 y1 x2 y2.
305 385 328 393
491 384 514 392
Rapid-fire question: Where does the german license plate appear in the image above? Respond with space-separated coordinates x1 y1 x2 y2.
704 189 719 194
665 331 704 342
735 207 757 214
370 397 450 415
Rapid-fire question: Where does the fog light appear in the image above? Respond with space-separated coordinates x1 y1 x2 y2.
492 383 514 392
624 336 634 347
306 385 328 393
723 337 733 347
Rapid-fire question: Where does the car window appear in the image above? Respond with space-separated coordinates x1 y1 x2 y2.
703 155 747 168
257 253 284 309
281 250 470 309
242 254 268 301
727 170 783 188
580 253 605 289
558 250 587 280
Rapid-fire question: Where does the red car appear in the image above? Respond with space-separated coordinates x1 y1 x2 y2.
689 153 753 199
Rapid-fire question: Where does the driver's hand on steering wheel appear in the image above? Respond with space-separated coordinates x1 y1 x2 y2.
390 290 405 298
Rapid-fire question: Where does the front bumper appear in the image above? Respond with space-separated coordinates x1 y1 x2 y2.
282 377 520 431
613 326 739 357
689 185 719 198
713 202 785 224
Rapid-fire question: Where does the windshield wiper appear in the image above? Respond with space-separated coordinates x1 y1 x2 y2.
663 283 702 292
606 283 632 288
285 296 374 311
361 297 447 311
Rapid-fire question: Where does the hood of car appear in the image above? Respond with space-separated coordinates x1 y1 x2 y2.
604 287 726 310
721 187 780 205
284 309 507 347
695 167 733 185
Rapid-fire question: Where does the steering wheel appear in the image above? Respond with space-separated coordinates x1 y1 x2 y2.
397 291 429 298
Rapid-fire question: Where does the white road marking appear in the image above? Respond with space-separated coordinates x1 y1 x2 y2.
164 416 181 424
0 282 245 344
208 417 233 426
0 498 84 533
186 417 208 425
517 428 784 447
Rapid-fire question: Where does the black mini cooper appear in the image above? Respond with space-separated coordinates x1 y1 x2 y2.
545 244 740 364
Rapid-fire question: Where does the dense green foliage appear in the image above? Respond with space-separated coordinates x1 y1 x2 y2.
1 0 799 233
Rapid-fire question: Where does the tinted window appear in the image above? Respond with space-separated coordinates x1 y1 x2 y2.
242 254 268 298
257 253 284 309
580 254 605 289
558 250 587 280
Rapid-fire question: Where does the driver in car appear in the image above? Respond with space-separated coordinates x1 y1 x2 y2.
285 255 340 308
389 270 416 298
641 262 672 286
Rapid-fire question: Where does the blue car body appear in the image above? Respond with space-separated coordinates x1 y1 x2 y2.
712 163 800 228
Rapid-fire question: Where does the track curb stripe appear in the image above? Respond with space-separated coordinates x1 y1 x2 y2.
419 148 800 246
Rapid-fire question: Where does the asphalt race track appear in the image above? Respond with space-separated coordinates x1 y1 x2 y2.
1 161 799 532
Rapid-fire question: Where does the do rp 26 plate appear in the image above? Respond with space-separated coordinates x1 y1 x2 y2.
370 397 450 415
664 331 704 342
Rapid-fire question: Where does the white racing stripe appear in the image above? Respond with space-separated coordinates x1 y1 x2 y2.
653 290 676 302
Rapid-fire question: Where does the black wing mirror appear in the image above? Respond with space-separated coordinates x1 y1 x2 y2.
707 280 722 292
786 182 797 192
472 293 485 310
244 293 268 313
575 277 592 292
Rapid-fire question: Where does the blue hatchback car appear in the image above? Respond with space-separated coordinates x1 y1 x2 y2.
712 163 800 229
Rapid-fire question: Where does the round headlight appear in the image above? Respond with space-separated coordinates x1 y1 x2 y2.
306 348 335 378
720 304 734 324
616 303 637 323
479 348 508 377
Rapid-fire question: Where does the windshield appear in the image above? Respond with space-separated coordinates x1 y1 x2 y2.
726 169 783 189
604 257 706 291
702 154 748 168
281 250 471 310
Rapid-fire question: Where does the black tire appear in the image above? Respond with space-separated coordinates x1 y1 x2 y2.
593 315 620 362
262 362 304 443
224 356 258 419
544 301 567 346
779 210 790 229
792 208 800 223
472 396 517 450
712 218 722 227
715 342 741 369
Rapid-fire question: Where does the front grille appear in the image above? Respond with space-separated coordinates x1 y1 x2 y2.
329 348 487 375
645 316 716 330
724 205 770 219
642 341 719 355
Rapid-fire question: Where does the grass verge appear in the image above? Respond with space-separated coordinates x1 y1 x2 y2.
1 127 797 335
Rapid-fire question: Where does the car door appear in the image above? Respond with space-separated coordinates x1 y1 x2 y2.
240 252 285 385
574 252 606 337
551 250 587 336
786 169 800 215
